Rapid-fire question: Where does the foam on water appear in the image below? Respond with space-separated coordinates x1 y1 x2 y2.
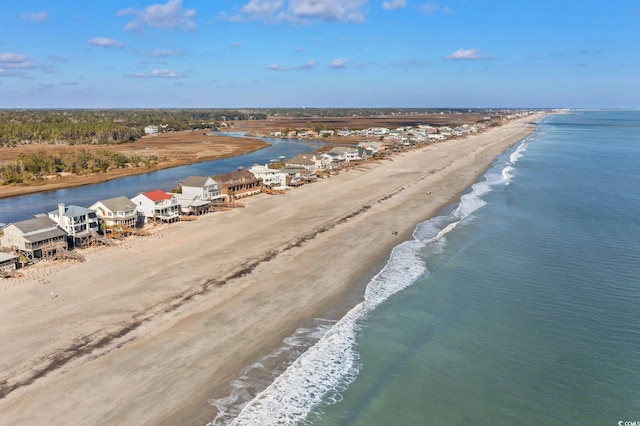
503 139 529 185
502 165 515 184
225 144 526 425
509 140 528 164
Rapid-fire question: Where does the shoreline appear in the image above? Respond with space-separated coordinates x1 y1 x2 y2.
0 134 269 200
0 114 544 425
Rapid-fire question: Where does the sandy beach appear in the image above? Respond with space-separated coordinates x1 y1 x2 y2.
0 114 543 425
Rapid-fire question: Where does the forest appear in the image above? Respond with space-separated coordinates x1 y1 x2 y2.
0 109 268 146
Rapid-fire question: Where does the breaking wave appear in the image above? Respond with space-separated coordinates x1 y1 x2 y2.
212 143 528 426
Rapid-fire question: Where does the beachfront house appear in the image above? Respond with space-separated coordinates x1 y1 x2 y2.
279 168 304 187
181 176 224 203
0 252 18 272
248 164 287 189
89 196 140 230
357 141 386 158
1 216 68 260
174 193 211 215
131 190 180 223
48 203 100 248
215 169 261 201
327 147 362 163
286 154 316 173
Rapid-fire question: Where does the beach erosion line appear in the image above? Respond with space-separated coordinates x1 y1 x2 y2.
0 159 436 402
228 131 538 425
0 114 544 426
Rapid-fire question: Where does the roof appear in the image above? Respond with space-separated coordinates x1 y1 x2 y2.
7 216 60 233
95 196 137 212
174 194 210 207
142 189 174 202
215 169 258 184
23 227 67 243
330 147 357 154
287 154 315 165
182 176 213 187
0 253 17 263
48 204 94 218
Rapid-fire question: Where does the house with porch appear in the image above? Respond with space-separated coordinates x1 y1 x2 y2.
89 196 140 230
215 169 261 201
286 154 316 173
181 176 224 203
131 190 180 223
279 168 304 186
174 193 211 215
48 203 100 247
1 216 68 260
327 146 362 163
357 141 386 158
248 164 287 188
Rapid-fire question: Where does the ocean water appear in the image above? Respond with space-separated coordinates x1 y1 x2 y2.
212 110 640 425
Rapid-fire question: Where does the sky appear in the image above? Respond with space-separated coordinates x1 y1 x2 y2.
0 0 638 108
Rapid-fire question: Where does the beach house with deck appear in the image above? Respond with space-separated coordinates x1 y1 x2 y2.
181 176 224 203
48 203 100 248
248 164 287 188
1 216 68 260
131 190 180 223
89 196 140 230
215 169 261 201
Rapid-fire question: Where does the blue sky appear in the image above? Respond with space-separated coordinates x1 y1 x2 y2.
0 0 638 108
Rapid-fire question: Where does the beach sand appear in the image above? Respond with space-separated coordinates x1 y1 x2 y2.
0 114 542 425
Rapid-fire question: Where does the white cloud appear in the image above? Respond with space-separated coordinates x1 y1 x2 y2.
241 0 284 20
122 0 196 33
330 57 348 68
227 0 367 23
87 38 124 49
0 53 36 77
128 69 186 78
0 53 37 69
267 60 317 71
20 12 47 22
445 48 490 60
382 0 406 11
288 0 366 22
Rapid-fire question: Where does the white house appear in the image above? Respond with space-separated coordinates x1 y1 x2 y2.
48 203 100 247
181 176 224 203
286 154 316 172
131 189 180 223
248 164 287 188
328 146 361 162
174 193 211 215
89 196 139 229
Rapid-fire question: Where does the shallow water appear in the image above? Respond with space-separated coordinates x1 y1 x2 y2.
219 110 640 425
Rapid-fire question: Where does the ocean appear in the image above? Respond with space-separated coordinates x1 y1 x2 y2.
210 110 640 425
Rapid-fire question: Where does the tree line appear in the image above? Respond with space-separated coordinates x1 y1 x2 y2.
0 109 268 146
0 149 160 185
